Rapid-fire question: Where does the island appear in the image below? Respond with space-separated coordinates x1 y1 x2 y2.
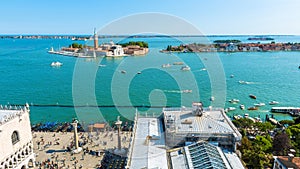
161 40 300 52
48 29 149 58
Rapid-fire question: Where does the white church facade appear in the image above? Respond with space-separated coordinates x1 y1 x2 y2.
0 104 35 169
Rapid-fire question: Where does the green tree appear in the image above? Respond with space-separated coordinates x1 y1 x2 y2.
254 135 272 152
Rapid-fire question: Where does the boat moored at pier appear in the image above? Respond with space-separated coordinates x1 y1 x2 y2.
271 107 300 116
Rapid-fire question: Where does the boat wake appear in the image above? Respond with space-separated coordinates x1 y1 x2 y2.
163 90 192 93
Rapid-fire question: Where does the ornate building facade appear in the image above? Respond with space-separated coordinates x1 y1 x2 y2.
0 104 35 169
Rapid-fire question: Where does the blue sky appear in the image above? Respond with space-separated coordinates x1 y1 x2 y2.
1 0 300 35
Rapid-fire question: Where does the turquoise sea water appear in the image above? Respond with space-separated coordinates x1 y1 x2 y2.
0 36 299 124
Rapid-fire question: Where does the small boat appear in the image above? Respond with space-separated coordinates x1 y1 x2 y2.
173 62 184 65
244 113 249 118
248 106 258 110
254 103 265 107
50 61 63 67
181 66 191 71
249 94 257 99
137 71 142 74
240 104 245 110
254 117 262 123
210 96 215 101
162 64 171 68
182 90 192 93
121 70 126 74
269 101 279 105
98 64 106 67
230 74 234 78
229 99 240 103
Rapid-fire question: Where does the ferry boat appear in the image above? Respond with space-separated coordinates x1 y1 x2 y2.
229 99 240 103
181 66 191 71
249 94 257 99
269 101 279 105
271 107 300 116
50 61 63 67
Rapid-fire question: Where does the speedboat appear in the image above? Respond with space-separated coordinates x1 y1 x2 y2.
240 104 245 110
249 94 257 99
254 103 265 107
162 64 171 68
248 106 258 110
181 66 191 71
182 90 192 93
269 101 279 105
50 61 63 67
229 99 240 103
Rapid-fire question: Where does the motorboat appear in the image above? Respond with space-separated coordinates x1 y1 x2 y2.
98 64 106 67
182 90 192 93
210 96 215 101
233 115 242 120
229 99 240 103
249 94 257 99
239 80 251 84
230 74 234 78
226 107 236 111
162 64 171 68
240 104 245 110
137 71 142 74
50 61 63 67
181 66 191 71
254 103 265 107
248 106 258 110
121 70 126 74
269 101 279 105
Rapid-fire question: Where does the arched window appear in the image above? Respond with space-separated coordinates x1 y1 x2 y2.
11 131 20 145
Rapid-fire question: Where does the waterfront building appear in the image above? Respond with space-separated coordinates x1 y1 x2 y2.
273 155 300 169
0 104 35 169
163 102 242 151
168 141 244 169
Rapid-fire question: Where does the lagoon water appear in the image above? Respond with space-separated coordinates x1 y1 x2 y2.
0 35 299 124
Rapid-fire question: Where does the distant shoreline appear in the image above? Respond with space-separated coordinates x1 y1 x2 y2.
0 34 297 39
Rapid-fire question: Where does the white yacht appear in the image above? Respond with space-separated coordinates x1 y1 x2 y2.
50 61 63 67
229 99 240 103
269 101 279 105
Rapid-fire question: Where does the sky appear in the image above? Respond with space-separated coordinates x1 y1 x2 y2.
1 0 300 35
